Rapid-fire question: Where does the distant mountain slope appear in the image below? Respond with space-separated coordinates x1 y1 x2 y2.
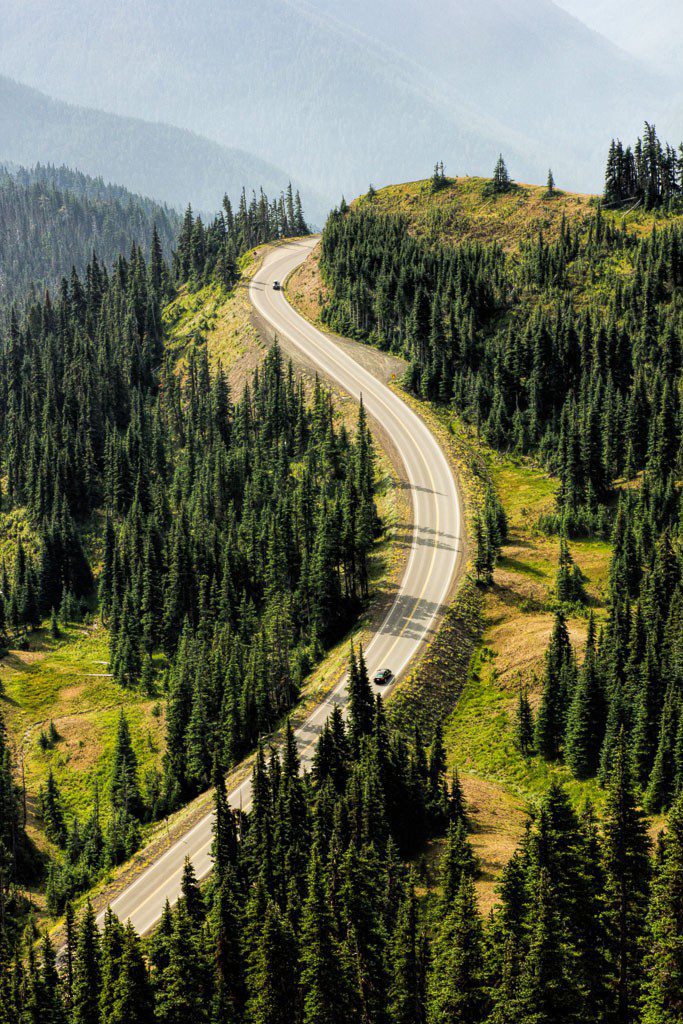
554 0 683 73
6 162 181 217
0 0 670 197
0 76 323 220
0 162 180 304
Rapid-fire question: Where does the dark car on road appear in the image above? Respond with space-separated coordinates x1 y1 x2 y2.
273 280 281 290
373 668 394 686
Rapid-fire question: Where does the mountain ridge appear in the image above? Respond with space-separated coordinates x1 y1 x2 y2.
0 74 326 220
0 0 671 199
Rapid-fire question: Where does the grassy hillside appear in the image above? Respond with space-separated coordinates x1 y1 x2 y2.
162 248 268 391
1 626 164 850
356 176 596 250
444 432 610 805
355 174 681 251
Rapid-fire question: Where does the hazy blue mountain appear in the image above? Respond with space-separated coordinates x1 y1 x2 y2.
0 76 325 219
0 0 671 198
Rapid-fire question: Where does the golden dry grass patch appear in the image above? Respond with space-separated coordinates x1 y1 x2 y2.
464 776 526 913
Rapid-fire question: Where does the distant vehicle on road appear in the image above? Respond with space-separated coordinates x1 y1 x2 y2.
273 280 281 290
373 668 394 686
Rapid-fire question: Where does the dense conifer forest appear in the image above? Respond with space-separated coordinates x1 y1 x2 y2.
0 164 180 305
0 185 368 917
3 671 683 1024
0 164 309 307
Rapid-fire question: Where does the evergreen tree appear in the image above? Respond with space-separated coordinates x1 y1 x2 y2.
515 869 578 1024
514 688 535 756
492 156 512 194
602 732 652 1024
427 874 488 1024
348 644 375 749
642 795 683 1024
299 851 349 1024
107 923 153 1024
155 903 210 1024
71 903 101 1024
246 900 299 1024
388 882 426 1024
110 710 141 819
535 610 574 760
439 819 477 907
565 613 604 778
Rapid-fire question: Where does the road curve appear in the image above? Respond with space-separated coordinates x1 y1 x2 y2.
98 236 463 935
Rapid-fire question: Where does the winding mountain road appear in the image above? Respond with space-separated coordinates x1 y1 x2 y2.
97 236 463 935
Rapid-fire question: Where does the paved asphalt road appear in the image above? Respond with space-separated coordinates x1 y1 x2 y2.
97 236 463 935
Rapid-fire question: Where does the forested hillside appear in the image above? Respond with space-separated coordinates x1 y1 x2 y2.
0 187 372 923
319 134 682 816
0 163 180 304
4 672 683 1024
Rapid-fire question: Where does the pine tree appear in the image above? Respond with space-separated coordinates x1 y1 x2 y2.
514 688 535 756
427 722 448 820
473 513 494 585
427 874 488 1024
644 686 680 813
565 613 604 778
100 908 126 1024
209 870 246 1024
64 901 76 1010
348 644 374 749
71 903 101 1024
110 710 141 818
431 162 447 193
448 768 468 828
41 770 67 846
492 156 512 194
211 756 238 883
556 537 584 604
440 819 477 907
642 794 683 1023
180 857 204 925
299 850 349 1024
602 732 652 1024
535 610 574 760
107 922 153 1024
246 899 299 1024
388 882 426 1024
37 933 67 1024
515 869 578 1024
155 903 210 1024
